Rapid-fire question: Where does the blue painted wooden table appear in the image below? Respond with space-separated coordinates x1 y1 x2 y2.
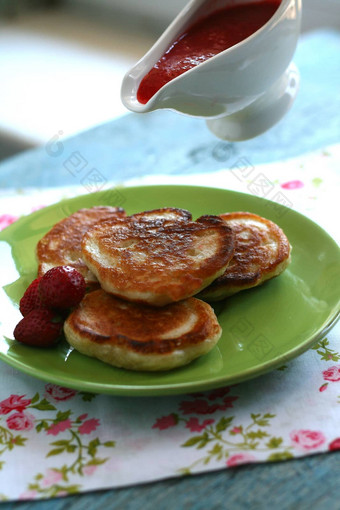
1 30 340 509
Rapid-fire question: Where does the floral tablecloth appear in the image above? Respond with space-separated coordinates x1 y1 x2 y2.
0 144 339 502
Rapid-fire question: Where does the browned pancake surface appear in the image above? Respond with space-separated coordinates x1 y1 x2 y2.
81 208 235 305
66 290 220 354
37 206 126 283
64 289 222 370
199 212 291 299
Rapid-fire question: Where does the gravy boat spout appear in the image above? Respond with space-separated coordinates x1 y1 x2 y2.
121 0 302 141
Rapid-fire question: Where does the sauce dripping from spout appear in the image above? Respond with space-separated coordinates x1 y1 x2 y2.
137 0 281 104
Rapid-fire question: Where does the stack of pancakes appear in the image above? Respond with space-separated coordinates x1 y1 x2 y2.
36 205 291 371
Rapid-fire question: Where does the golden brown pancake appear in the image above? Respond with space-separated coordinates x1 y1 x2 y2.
37 206 126 285
64 289 222 371
199 212 291 301
81 208 235 306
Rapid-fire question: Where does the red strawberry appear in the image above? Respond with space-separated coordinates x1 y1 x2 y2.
39 265 86 310
13 309 63 347
19 277 45 316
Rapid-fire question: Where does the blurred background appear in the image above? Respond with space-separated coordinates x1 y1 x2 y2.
0 0 339 161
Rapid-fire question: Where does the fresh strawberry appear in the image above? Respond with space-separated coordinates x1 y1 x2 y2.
39 265 86 310
13 309 63 347
19 277 45 316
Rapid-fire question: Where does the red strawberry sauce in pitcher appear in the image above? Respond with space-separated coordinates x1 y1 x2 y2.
137 1 281 104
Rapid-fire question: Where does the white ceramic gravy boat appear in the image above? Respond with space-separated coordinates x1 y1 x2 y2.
121 0 302 141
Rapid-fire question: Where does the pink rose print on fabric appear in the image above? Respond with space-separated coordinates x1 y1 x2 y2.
6 411 35 431
322 366 340 382
290 429 326 450
83 465 98 476
329 438 340 451
319 383 328 392
281 180 304 190
47 419 72 436
185 418 214 432
78 418 100 435
180 399 220 414
0 394 31 415
152 414 178 430
44 384 77 402
226 453 257 467
231 426 242 434
179 396 238 415
41 469 63 488
19 490 38 500
0 214 18 231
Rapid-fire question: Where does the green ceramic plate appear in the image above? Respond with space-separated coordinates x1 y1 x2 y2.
0 185 339 396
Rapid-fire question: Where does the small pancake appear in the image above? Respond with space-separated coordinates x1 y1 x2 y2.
37 206 126 285
81 208 235 306
199 212 291 301
64 289 222 371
